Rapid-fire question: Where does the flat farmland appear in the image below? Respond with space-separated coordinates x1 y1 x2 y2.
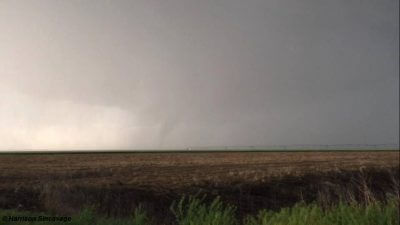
0 151 398 190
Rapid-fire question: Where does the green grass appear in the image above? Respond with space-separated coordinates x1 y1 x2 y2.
0 206 153 225
0 196 398 225
244 199 399 225
170 195 238 225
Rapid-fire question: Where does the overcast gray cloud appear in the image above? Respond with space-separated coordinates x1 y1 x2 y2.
0 0 398 150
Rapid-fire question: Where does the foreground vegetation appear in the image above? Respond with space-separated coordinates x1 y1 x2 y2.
0 195 398 225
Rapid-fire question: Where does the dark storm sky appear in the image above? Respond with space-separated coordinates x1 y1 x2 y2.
0 0 398 150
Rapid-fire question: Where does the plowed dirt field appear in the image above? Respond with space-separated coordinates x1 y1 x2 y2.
1 151 398 190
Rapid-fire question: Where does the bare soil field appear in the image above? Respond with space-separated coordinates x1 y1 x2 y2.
0 151 399 220
0 151 398 190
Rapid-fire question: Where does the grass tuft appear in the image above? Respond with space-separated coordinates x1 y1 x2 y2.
244 198 399 225
170 195 238 225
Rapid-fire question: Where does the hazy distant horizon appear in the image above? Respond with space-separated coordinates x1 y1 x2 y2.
1 143 398 153
1 0 398 150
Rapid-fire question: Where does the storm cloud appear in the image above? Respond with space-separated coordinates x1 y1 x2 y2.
0 0 398 150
